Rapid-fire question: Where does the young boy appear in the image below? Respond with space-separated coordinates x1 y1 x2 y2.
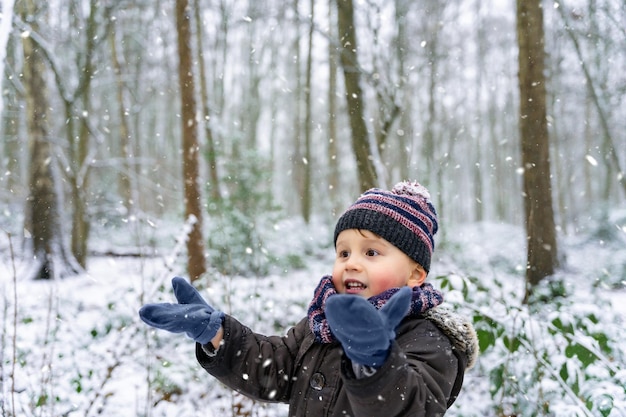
139 181 478 416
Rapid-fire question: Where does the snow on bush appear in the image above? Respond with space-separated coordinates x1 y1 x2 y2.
1 215 625 416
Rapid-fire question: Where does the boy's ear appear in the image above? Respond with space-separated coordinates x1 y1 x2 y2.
408 266 427 287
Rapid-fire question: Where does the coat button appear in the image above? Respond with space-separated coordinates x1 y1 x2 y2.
310 372 325 391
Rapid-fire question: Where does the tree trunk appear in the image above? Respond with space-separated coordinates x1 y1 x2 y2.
20 1 81 279
393 0 411 182
109 23 135 216
193 0 222 203
473 0 485 222
420 2 445 187
70 0 99 268
516 0 559 302
327 0 340 215
2 38 20 194
176 0 207 281
422 27 439 188
336 0 377 191
302 0 314 223
290 0 304 214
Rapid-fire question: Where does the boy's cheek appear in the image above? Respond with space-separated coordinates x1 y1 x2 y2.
370 275 403 293
331 273 345 293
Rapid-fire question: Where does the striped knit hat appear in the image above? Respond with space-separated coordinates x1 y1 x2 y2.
334 181 438 272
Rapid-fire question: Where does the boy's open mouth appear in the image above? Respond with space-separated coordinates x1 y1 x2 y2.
345 280 367 293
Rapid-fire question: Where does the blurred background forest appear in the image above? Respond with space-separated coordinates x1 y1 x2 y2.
1 1 626 416
0 0 625 279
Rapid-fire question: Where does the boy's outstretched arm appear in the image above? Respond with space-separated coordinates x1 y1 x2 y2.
196 314 306 404
140 276 300 403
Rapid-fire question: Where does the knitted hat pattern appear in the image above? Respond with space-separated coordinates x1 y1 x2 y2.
333 181 438 272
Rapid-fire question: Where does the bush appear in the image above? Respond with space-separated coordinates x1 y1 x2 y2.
206 147 280 276
439 271 626 417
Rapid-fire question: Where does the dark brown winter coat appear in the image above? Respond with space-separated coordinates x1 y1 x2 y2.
196 308 478 417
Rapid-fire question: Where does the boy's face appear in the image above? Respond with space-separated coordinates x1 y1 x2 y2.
332 229 426 299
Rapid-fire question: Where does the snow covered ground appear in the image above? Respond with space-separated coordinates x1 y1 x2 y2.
1 216 625 416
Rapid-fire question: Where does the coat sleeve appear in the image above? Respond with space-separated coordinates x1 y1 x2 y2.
341 319 462 417
195 315 307 403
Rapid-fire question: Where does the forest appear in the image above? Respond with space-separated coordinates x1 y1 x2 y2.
0 0 625 416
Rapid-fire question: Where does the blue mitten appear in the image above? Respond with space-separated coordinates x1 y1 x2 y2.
325 287 411 367
139 277 224 345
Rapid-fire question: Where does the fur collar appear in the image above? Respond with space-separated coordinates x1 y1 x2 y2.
423 307 479 369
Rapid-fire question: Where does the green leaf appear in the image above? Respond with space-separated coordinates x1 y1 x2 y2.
73 379 83 393
591 331 611 355
565 343 597 367
36 394 48 407
503 335 521 352
439 275 450 290
489 365 504 396
477 328 496 352
559 362 568 382
552 317 574 334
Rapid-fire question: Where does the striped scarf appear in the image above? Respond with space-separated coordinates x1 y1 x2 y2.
307 275 444 344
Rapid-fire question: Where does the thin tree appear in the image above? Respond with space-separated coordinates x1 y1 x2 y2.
473 0 486 222
327 0 340 215
18 0 81 279
556 1 626 198
1 35 21 195
370 3 401 176
109 18 135 216
336 0 377 191
302 0 314 223
0 0 15 119
421 1 445 188
193 0 222 203
516 0 559 302
290 0 305 214
176 0 207 281
393 0 412 181
66 0 102 268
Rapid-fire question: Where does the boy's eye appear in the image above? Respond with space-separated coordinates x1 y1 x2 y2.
365 249 379 256
338 250 350 258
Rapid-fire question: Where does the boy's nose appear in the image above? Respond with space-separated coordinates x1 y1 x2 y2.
345 255 362 271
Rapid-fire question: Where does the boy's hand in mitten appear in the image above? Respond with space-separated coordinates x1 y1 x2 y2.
139 277 224 345
325 286 411 368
